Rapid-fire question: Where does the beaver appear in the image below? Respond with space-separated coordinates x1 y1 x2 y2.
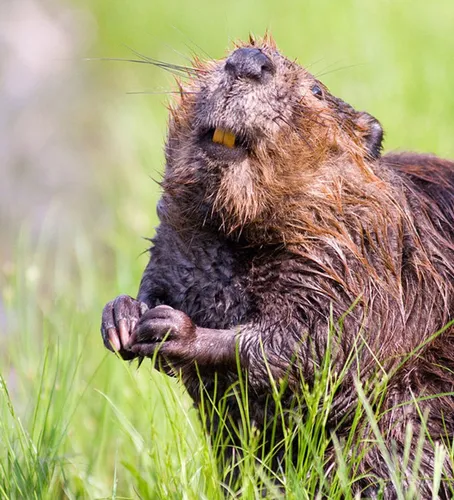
101 35 454 497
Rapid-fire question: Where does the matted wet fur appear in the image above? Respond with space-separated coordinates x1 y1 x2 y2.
101 35 454 497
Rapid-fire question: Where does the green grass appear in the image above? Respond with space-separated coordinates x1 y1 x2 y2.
2 233 454 498
2 0 454 498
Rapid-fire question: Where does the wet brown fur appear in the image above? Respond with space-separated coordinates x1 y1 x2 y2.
102 36 454 497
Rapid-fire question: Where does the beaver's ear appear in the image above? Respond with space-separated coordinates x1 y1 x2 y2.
356 112 384 160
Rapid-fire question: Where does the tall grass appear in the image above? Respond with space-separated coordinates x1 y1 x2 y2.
1 230 454 498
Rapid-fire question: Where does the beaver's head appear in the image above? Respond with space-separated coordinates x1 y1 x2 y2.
163 36 384 237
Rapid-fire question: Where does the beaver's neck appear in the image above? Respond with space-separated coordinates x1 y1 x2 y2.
161 156 401 246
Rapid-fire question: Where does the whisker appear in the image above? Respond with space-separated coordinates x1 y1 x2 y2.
315 62 367 79
126 90 199 95
85 57 195 79
85 57 152 65
163 43 195 64
304 57 327 72
169 24 215 61
125 45 206 75
183 41 215 63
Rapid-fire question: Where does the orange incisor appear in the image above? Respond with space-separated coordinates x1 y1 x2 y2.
213 128 236 148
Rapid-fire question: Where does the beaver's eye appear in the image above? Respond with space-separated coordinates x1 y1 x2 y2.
311 84 324 99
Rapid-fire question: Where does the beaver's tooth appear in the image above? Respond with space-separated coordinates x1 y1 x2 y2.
212 128 225 144
223 131 236 148
212 128 236 148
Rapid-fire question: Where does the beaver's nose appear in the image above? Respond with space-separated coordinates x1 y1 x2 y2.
225 48 275 81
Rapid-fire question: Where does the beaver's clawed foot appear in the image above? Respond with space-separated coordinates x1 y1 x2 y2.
101 295 148 360
101 297 196 363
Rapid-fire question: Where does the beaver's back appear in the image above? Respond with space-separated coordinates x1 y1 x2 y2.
384 152 454 240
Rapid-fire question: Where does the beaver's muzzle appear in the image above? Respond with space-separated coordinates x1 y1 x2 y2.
224 47 275 83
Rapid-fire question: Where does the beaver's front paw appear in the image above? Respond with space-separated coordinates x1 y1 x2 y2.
101 295 148 360
127 305 196 360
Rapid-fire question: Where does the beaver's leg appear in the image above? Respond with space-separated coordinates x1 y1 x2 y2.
126 305 238 370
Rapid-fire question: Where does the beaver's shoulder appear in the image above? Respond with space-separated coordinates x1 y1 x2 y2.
383 151 454 239
384 152 454 200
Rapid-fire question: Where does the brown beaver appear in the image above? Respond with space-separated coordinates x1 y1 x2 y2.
101 35 454 497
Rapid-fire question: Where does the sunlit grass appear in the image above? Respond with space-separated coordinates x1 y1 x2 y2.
2 232 454 498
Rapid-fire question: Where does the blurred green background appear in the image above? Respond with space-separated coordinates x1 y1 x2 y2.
2 0 454 263
1 0 454 497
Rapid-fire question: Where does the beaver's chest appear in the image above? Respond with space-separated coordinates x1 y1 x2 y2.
143 224 255 329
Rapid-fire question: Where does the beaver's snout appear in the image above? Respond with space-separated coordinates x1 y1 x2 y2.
191 45 292 163
224 48 275 82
